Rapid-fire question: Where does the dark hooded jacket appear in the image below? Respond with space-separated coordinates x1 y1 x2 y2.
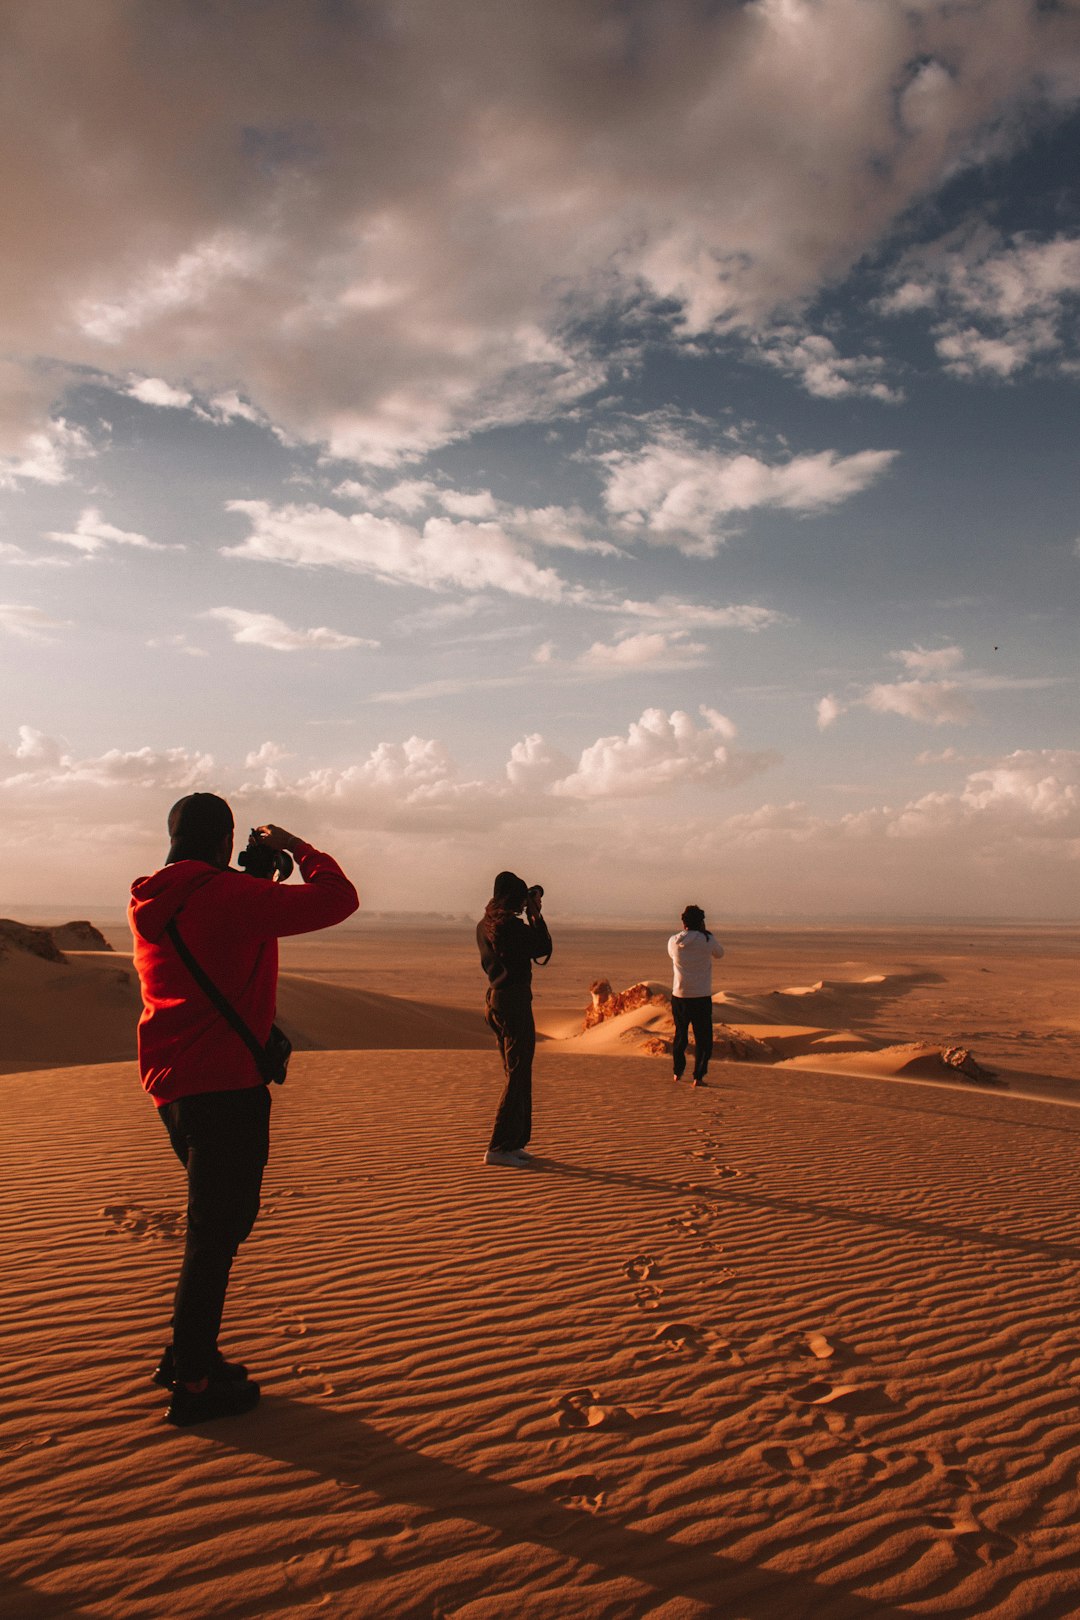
128 840 358 1105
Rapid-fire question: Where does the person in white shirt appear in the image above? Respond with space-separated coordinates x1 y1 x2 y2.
667 905 724 1087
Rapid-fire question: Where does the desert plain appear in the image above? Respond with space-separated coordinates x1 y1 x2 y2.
2 914 1079 1618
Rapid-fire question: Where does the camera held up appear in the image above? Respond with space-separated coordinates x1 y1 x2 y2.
237 827 294 883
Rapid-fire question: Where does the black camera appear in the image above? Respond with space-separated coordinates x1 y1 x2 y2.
527 884 543 905
237 828 294 883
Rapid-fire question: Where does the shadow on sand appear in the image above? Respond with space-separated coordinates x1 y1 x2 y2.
212 1396 911 1618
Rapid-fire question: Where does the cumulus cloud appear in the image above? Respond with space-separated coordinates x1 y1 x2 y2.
817 644 1055 730
576 630 707 671
882 230 1080 379
752 328 904 402
891 644 966 676
45 507 164 555
335 479 618 557
602 434 896 553
0 2 1077 459
0 603 71 640
205 606 375 652
889 751 1080 843
0 419 93 490
505 733 574 791
551 705 773 799
223 499 567 601
863 678 976 726
0 732 213 793
127 376 195 410
245 740 291 770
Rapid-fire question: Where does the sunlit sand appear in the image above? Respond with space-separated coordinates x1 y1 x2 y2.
3 918 1079 1616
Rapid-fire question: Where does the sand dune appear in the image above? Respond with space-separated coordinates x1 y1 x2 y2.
275 973 489 1052
4 1048 1080 1616
0 929 1053 1104
0 946 489 1072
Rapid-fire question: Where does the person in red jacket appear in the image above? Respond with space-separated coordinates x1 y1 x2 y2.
129 791 359 1426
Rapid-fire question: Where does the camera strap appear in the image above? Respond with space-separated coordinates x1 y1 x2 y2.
165 917 276 1081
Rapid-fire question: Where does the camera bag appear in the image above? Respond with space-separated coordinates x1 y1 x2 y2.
165 918 292 1085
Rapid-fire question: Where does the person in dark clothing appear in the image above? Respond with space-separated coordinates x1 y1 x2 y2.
129 792 359 1425
477 870 551 1166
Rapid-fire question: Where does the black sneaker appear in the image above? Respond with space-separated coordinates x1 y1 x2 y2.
153 1344 250 1390
165 1377 261 1427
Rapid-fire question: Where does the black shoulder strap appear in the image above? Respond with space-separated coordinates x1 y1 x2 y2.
165 917 269 1074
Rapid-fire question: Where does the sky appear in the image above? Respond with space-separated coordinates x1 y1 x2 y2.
1 0 1078 920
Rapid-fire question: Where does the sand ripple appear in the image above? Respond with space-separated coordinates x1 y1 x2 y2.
2 1051 1080 1617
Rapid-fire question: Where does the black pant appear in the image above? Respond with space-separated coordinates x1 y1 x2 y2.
486 991 534 1151
160 1086 271 1382
672 996 714 1080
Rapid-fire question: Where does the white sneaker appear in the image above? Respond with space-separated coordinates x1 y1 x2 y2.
484 1148 524 1167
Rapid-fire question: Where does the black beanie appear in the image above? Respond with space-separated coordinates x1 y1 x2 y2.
166 792 234 865
492 870 529 909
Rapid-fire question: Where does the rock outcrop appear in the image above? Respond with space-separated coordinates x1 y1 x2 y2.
49 921 113 952
0 918 114 961
0 919 66 963
941 1045 998 1082
585 979 669 1029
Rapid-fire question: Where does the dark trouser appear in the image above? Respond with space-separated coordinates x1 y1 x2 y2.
672 996 714 1081
486 990 534 1151
159 1085 271 1382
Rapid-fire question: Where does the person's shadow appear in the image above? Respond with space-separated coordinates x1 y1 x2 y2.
212 1396 910 1617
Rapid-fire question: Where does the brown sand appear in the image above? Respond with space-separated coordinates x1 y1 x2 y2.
2 922 1079 1615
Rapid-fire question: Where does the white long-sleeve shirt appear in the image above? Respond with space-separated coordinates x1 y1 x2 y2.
668 929 724 998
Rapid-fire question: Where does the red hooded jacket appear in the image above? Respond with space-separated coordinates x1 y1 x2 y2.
129 840 359 1105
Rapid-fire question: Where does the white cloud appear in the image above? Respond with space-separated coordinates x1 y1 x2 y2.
891 644 966 676
337 479 619 557
205 606 374 652
551 705 771 800
0 603 71 640
14 726 63 765
505 733 574 790
602 434 896 553
45 507 164 555
889 751 1080 844
209 391 265 426
882 231 1080 379
817 694 844 730
439 489 500 520
576 630 707 671
0 5 1075 461
223 499 567 601
0 732 214 794
615 596 786 632
0 420 93 491
127 376 194 409
916 746 961 765
753 328 904 402
819 644 1055 730
145 632 209 658
863 678 977 726
245 740 291 769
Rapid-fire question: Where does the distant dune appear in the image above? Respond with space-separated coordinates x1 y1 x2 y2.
0 922 1055 1095
0 934 489 1072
